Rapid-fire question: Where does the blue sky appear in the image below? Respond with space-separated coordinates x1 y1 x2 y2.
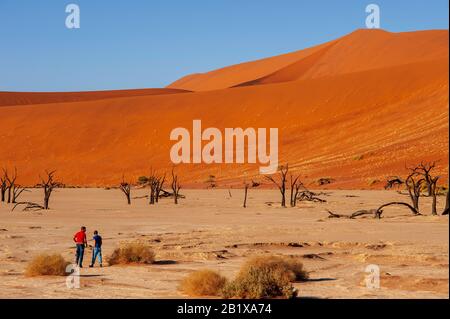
0 0 448 92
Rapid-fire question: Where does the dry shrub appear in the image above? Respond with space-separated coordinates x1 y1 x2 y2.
180 269 227 296
222 255 308 299
108 241 155 265
25 254 70 277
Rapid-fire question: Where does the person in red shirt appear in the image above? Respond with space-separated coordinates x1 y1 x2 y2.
73 226 88 268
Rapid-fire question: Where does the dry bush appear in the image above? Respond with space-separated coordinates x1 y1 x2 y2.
282 256 309 282
222 255 308 299
180 269 227 296
108 241 155 265
25 254 70 277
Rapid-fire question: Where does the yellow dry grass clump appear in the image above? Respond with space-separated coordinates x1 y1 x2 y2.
108 241 155 265
222 255 308 299
180 269 227 296
25 254 70 277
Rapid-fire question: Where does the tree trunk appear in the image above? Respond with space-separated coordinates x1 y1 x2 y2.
290 184 294 207
243 186 248 208
414 196 419 211
442 191 449 215
44 193 50 210
426 181 432 197
7 187 12 203
432 194 437 215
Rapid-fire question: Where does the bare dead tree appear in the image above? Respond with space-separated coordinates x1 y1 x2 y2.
430 176 440 215
148 172 157 205
119 176 132 205
0 169 7 202
6 167 18 204
149 172 166 205
405 171 424 212
155 173 165 203
443 190 449 215
384 176 404 190
297 189 327 203
171 168 181 204
289 174 302 207
243 182 249 208
265 164 289 207
413 162 436 197
12 184 27 203
242 179 260 208
36 170 63 210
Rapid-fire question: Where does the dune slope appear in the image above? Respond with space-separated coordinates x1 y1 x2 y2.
168 29 449 91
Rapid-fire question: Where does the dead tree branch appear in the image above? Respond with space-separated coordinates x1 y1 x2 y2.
12 201 45 212
413 161 436 197
36 170 63 210
171 168 181 204
264 164 289 207
119 175 132 205
384 176 404 190
1 169 7 202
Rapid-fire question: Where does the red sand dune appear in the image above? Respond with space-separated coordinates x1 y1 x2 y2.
168 29 449 91
0 29 448 188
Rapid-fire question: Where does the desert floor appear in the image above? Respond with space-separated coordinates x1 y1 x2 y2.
0 188 448 299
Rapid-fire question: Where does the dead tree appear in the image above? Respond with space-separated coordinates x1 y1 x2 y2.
0 169 7 202
289 174 302 207
443 191 449 215
297 189 327 203
155 173 165 203
243 182 249 208
384 176 404 190
405 171 424 212
413 162 436 197
149 172 166 205
37 170 63 210
6 167 18 204
119 176 132 205
265 164 289 207
12 184 27 203
327 202 420 220
430 176 440 215
375 202 420 216
171 169 181 204
242 180 260 208
327 209 382 219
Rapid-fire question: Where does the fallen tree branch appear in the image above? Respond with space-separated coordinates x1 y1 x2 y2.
326 201 421 220
326 209 381 219
12 202 45 212
375 201 420 216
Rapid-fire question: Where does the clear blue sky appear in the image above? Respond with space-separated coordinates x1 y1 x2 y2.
0 0 448 92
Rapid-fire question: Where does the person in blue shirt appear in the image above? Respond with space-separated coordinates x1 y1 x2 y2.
89 230 103 268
